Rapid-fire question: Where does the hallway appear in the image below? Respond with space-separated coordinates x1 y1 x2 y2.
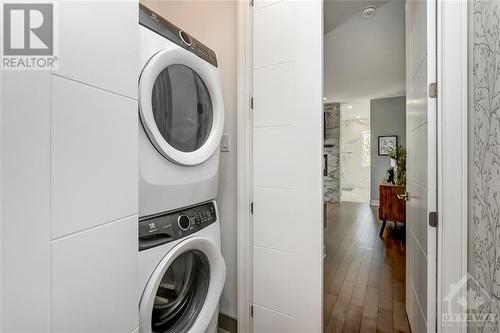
324 202 410 333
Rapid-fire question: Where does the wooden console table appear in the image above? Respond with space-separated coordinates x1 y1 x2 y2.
379 184 406 237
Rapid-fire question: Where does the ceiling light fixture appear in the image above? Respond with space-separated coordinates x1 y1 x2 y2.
347 105 353 109
361 5 376 19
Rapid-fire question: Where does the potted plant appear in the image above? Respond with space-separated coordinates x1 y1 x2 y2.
388 145 406 186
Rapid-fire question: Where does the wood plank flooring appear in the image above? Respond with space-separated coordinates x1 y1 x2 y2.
324 202 410 333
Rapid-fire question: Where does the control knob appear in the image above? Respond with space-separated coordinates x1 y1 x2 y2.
177 215 191 231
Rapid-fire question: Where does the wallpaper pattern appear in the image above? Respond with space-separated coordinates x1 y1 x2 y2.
471 1 500 331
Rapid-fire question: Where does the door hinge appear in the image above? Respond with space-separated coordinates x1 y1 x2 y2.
429 211 438 227
251 305 254 317
250 97 254 109
429 82 437 98
250 202 254 215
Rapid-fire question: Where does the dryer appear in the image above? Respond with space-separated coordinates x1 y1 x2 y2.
139 4 224 217
138 201 226 333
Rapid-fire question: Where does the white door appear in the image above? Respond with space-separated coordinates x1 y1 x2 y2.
405 0 437 331
251 0 323 332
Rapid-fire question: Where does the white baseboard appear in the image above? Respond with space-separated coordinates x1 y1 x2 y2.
370 200 380 206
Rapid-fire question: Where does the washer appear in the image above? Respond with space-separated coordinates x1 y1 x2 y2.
139 4 225 217
139 201 226 333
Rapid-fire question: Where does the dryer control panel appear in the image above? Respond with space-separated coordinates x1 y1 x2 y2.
139 3 218 68
138 201 217 251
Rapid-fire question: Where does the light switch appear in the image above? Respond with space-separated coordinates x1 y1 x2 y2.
221 134 230 152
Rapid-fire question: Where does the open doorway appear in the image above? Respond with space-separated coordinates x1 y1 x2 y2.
322 1 409 331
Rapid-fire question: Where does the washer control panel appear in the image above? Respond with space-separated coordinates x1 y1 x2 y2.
139 201 217 251
139 3 218 67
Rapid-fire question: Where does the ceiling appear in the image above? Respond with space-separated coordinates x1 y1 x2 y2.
324 0 390 34
324 0 405 103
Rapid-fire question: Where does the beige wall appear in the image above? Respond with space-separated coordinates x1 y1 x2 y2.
140 0 238 318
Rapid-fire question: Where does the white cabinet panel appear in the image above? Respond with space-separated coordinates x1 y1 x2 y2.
254 0 284 11
252 1 323 331
407 58 428 131
253 0 295 69
52 76 137 238
407 122 428 191
253 305 294 333
405 0 436 330
51 216 138 333
253 188 296 252
407 273 427 333
253 126 295 189
254 62 296 128
406 0 427 80
55 0 138 99
1 71 51 332
407 182 428 255
253 246 295 317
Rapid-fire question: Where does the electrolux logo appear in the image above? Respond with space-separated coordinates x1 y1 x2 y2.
1 2 58 70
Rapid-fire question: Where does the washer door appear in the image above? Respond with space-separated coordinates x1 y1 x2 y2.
139 48 224 166
140 237 226 333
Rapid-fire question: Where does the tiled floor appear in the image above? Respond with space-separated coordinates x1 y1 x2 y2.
324 202 410 333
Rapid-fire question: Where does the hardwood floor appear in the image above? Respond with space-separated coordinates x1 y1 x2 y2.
324 202 410 333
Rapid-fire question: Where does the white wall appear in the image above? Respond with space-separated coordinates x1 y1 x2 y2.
140 0 238 318
324 1 405 102
1 2 138 332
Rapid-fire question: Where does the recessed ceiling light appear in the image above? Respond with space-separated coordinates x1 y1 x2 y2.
361 5 376 19
322 97 327 101
356 116 361 119
347 105 353 109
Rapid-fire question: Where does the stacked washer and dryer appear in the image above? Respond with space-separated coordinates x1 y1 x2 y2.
138 4 226 333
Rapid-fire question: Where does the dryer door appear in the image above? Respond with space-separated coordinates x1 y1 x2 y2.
139 48 224 166
139 237 226 333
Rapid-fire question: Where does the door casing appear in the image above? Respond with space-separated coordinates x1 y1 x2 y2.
236 1 469 332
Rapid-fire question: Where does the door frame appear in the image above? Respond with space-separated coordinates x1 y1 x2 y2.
436 1 468 332
236 1 253 332
236 1 469 332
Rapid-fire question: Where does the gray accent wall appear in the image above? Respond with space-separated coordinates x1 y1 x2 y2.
370 96 406 202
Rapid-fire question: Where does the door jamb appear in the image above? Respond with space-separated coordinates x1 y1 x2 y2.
236 1 253 333
236 1 469 332
436 1 468 332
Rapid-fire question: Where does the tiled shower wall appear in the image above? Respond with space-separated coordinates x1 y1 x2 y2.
340 101 371 203
470 1 500 331
324 103 340 202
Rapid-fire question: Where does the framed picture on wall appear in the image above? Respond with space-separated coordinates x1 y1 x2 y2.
378 136 398 156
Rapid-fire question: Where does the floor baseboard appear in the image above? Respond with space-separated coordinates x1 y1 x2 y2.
218 313 237 333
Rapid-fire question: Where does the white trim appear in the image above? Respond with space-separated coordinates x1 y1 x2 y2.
236 1 253 333
436 1 468 332
370 200 380 206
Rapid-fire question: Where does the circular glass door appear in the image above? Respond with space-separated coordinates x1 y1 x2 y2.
151 65 213 153
139 48 225 166
152 250 210 333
